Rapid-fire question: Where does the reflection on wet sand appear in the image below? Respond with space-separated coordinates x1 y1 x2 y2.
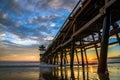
98 73 110 80
39 65 110 80
0 63 119 80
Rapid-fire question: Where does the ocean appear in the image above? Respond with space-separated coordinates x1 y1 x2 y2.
0 62 120 80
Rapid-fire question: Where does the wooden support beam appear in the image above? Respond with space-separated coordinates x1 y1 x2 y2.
60 49 63 67
76 40 100 48
53 54 57 65
64 50 68 65
60 67 64 79
112 23 120 45
47 57 49 64
46 58 49 63
92 34 100 63
57 54 59 65
53 54 55 65
75 50 80 64
98 3 110 73
65 53 69 64
64 52 66 65
50 56 53 64
110 27 120 36
85 41 118 50
62 19 75 43
70 38 75 68
84 48 88 65
70 67 75 80
80 40 85 76
98 30 102 42
81 48 85 80
64 66 68 79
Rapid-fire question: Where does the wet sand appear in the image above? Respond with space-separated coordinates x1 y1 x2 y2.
0 63 120 80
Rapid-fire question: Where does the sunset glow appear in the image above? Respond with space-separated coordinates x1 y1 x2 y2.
0 55 39 61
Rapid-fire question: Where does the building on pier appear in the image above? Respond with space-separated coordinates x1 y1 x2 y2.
39 45 46 62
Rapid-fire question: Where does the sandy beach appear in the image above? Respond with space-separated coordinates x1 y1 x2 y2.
0 62 120 80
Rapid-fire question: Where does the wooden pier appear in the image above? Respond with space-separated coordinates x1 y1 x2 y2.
40 0 120 74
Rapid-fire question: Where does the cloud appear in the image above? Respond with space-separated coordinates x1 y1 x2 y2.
44 36 54 41
0 33 6 37
13 39 38 45
0 0 78 40
48 0 78 11
0 32 41 46
0 0 79 61
1 14 8 19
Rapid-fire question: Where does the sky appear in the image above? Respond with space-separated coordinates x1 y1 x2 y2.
0 0 120 62
0 0 79 61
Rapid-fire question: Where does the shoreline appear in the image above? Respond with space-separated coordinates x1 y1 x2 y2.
0 62 120 68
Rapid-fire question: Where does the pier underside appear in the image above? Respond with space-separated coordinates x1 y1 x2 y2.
41 0 120 74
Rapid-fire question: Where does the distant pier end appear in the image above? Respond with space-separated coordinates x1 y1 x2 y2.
39 45 46 62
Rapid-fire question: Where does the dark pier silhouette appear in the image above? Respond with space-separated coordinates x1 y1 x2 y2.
39 0 120 75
